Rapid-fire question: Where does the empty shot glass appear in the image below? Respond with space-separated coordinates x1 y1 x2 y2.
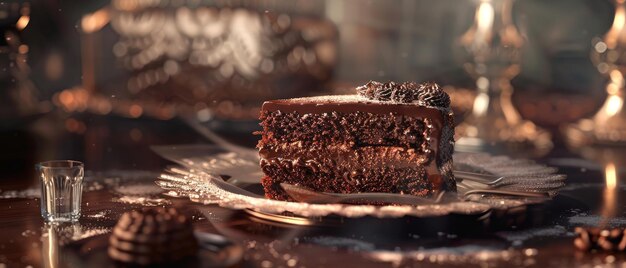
36 160 84 222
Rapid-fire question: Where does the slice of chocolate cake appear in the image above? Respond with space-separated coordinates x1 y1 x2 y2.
257 81 455 201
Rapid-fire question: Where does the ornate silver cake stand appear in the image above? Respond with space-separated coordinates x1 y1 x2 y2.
153 145 565 226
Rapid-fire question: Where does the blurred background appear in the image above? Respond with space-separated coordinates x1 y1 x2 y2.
0 0 620 189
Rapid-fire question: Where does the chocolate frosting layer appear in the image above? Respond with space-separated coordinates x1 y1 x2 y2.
262 96 445 122
356 81 450 108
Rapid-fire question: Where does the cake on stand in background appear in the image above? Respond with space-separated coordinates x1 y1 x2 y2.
56 1 337 134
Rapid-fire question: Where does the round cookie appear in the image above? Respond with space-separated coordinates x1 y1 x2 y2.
108 207 198 265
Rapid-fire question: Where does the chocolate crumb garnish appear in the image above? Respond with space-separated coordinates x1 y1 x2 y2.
574 227 626 252
417 82 451 108
356 81 451 108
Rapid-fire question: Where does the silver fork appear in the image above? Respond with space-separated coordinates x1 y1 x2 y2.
280 183 450 205
454 171 566 189
281 182 550 205
454 171 505 185
456 182 551 200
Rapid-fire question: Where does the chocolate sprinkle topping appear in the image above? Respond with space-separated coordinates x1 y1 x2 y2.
356 81 450 108
574 226 626 252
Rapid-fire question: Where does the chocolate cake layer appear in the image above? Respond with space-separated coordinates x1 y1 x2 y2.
257 83 455 201
259 110 437 154
260 144 432 168
260 161 432 201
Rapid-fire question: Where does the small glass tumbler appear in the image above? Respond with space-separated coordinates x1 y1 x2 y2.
36 160 84 222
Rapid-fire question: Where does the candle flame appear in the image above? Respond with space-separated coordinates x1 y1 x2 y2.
477 2 495 32
475 1 495 44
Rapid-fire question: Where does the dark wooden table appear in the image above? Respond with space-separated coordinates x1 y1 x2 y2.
1 113 626 267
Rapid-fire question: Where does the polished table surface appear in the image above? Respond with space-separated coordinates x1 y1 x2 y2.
1 114 626 267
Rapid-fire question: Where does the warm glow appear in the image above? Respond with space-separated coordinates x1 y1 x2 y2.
58 90 75 111
460 0 522 50
44 225 58 268
81 8 109 33
472 92 489 116
500 88 522 124
595 41 608 53
16 15 30 30
601 162 619 226
112 0 139 11
95 99 113 115
610 69 624 84
606 162 618 190
595 70 626 120
614 7 625 32
18 44 28 54
606 4 625 48
607 70 625 96
476 1 495 42
607 82 620 95
476 76 489 89
605 95 623 116
129 104 143 118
